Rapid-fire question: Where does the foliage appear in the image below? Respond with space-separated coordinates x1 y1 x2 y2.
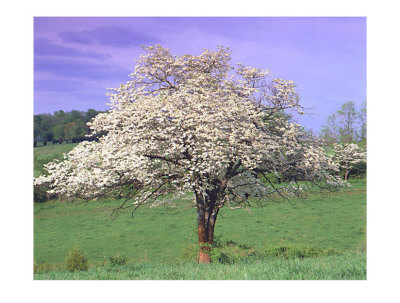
210 238 256 264
320 101 366 144
358 101 367 144
347 161 366 179
336 101 358 143
34 109 103 145
320 113 339 144
108 253 127 266
64 247 89 272
209 247 231 264
33 184 48 203
184 243 340 263
331 143 366 180
262 245 338 259
182 237 256 264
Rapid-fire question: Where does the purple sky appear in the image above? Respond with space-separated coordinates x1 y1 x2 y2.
34 17 366 132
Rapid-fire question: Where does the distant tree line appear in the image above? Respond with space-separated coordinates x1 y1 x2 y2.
34 109 103 146
319 101 367 179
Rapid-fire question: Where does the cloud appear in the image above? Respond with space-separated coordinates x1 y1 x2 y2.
34 38 111 59
58 26 161 48
34 78 87 92
34 57 132 80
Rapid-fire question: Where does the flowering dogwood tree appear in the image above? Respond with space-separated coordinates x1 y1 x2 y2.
332 143 366 181
35 45 345 263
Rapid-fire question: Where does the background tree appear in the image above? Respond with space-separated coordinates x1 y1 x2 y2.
337 101 358 143
332 143 366 181
52 124 64 143
35 45 345 263
358 100 367 147
320 113 339 144
34 115 42 140
34 109 102 145
86 108 99 121
43 130 54 142
320 101 366 145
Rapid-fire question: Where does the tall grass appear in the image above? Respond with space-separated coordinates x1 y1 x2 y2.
34 252 366 280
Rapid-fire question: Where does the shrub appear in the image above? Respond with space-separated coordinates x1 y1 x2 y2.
181 236 255 264
348 161 367 179
34 185 48 203
181 243 200 262
64 247 88 272
262 245 338 259
108 253 127 266
209 247 231 264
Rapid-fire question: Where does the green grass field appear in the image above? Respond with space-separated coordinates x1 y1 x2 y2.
34 144 366 279
34 143 77 159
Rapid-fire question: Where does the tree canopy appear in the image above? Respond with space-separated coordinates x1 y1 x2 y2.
35 45 346 263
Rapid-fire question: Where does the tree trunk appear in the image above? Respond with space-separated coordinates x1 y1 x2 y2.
195 192 219 264
198 221 211 264
344 169 349 181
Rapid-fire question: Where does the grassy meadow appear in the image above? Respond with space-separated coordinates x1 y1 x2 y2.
35 253 366 280
34 143 366 279
34 143 78 159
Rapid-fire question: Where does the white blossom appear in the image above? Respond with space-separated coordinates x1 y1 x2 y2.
35 45 345 211
332 143 366 181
